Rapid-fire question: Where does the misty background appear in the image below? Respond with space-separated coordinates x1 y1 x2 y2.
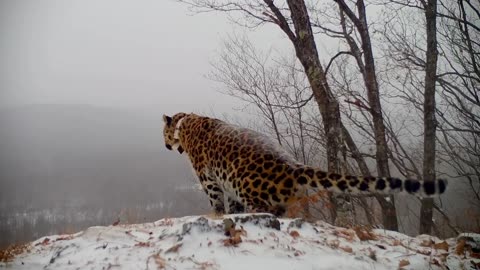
0 0 287 248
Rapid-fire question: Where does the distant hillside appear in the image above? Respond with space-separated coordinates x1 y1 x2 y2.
0 104 204 206
0 105 209 248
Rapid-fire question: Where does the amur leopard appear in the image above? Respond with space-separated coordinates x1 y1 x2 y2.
163 112 447 216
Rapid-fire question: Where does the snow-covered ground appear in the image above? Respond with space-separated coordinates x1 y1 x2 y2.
1 214 478 269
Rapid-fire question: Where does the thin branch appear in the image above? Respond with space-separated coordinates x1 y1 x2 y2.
325 51 353 75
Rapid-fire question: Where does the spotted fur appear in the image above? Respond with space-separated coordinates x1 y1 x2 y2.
163 113 447 216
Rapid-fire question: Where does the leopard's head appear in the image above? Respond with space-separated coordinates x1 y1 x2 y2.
163 112 187 154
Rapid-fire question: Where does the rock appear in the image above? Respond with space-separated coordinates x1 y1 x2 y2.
233 214 281 230
288 218 305 229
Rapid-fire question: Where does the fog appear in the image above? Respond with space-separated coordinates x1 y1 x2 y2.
0 0 288 112
0 0 290 248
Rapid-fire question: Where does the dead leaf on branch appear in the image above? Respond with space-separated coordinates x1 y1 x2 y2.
433 241 449 251
294 250 305 256
420 239 434 247
399 259 410 268
334 228 356 242
327 239 340 249
112 217 120 226
35 238 50 246
340 245 353 253
165 243 182 253
430 258 441 266
54 235 74 242
392 240 402 246
456 238 466 256
223 234 242 247
157 218 174 227
289 230 300 238
147 252 167 269
353 226 377 241
223 227 247 247
229 227 247 239
135 241 151 247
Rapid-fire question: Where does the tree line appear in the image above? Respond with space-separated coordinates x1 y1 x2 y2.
178 0 479 236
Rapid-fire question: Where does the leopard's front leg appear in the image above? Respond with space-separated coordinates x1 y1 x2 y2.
196 172 226 215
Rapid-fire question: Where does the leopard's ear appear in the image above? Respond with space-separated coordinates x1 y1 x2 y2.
163 114 172 125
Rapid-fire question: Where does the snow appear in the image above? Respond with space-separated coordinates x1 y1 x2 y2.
1 214 478 270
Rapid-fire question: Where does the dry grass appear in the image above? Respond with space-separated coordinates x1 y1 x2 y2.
0 243 30 262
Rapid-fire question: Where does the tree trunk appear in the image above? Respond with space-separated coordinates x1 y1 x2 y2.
284 0 342 173
264 0 345 223
420 0 438 235
336 0 398 230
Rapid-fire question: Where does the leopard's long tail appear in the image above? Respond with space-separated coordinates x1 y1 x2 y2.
294 166 447 196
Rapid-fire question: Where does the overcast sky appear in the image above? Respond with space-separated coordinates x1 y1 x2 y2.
0 0 290 115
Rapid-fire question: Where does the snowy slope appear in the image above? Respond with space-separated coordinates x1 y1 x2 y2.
1 214 478 270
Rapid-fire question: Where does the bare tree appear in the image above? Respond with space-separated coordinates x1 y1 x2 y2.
436 0 480 233
178 0 480 235
419 0 439 235
376 0 479 235
180 0 357 224
317 0 399 231
179 0 407 230
209 36 285 145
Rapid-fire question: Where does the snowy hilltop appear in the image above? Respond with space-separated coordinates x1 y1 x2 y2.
1 214 479 269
